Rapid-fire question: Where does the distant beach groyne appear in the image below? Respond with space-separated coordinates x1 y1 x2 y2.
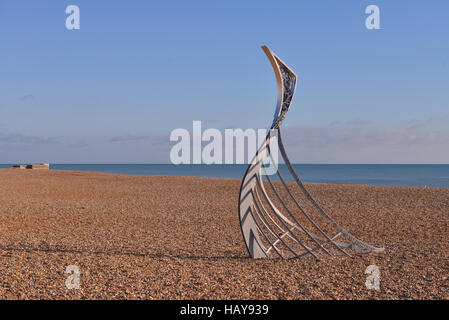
12 163 50 170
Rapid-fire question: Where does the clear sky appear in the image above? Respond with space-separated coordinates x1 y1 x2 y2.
1 0 448 163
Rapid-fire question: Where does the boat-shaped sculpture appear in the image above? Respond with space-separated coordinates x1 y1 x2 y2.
238 46 384 259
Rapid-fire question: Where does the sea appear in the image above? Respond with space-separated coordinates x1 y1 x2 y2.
1 164 448 188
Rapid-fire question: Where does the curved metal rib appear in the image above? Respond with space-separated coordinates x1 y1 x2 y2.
237 45 385 259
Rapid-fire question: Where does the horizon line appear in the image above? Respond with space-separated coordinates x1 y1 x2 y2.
2 163 449 166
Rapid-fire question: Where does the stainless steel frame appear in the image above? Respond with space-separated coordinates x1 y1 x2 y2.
238 46 385 259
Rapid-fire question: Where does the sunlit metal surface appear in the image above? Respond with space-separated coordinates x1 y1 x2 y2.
238 46 385 259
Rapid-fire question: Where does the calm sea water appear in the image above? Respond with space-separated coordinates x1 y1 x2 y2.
1 164 448 188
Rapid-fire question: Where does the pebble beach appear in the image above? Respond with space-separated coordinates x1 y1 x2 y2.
0 169 447 299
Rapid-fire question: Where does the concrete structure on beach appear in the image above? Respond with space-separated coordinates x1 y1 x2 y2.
12 163 50 170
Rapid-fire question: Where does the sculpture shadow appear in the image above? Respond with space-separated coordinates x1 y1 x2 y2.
0 244 249 261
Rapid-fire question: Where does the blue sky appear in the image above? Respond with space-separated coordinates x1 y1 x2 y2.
0 0 448 163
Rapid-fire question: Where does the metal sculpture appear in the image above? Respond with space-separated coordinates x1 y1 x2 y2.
238 46 384 259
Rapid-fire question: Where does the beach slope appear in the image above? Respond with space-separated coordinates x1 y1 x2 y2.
0 169 447 299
